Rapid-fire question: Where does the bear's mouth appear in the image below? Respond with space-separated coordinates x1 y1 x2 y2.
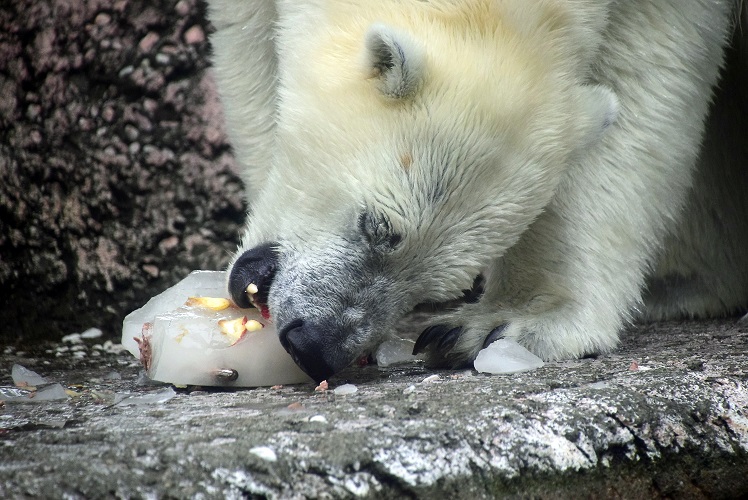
411 274 485 314
228 242 280 319
233 281 272 319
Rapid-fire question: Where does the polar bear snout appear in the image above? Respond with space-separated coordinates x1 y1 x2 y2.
227 242 280 309
278 319 349 383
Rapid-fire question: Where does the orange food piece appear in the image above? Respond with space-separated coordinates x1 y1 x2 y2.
186 296 232 311
245 319 263 332
219 316 248 345
218 317 264 346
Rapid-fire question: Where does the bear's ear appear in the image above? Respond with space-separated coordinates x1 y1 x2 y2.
578 84 619 145
364 23 425 99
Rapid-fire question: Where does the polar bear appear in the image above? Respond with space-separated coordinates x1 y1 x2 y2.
207 0 747 382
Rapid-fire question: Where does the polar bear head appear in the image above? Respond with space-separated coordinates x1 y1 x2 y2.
227 1 617 381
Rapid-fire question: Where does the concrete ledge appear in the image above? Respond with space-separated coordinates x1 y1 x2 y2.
1 319 747 498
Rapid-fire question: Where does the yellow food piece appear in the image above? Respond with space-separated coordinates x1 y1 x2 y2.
245 319 264 332
218 316 248 346
217 316 264 346
186 296 231 311
246 283 259 295
174 328 188 343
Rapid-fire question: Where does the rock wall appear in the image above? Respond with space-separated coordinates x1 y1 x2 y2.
0 0 245 343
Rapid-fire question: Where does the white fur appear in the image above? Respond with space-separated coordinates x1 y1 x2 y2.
209 0 746 365
207 0 277 201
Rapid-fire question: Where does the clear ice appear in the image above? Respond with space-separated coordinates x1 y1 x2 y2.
115 387 177 406
0 383 68 403
29 383 68 402
473 339 545 374
0 387 32 401
121 270 311 387
12 364 48 386
375 338 422 367
333 383 358 395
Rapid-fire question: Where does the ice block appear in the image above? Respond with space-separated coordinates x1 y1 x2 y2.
122 271 312 387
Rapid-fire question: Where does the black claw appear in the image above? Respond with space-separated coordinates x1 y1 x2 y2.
482 324 508 349
413 324 460 355
413 325 447 355
436 327 462 353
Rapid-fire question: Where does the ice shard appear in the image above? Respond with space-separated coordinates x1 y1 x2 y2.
473 339 545 374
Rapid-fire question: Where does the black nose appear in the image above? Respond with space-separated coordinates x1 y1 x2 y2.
228 242 280 308
278 320 349 383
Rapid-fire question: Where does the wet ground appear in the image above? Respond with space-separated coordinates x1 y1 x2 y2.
1 319 747 498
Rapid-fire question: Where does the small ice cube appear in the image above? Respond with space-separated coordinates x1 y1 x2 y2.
30 383 68 402
0 385 67 403
12 364 48 386
115 387 177 406
473 339 544 374
375 338 421 367
0 387 32 401
333 384 358 395
81 327 103 339
249 446 277 462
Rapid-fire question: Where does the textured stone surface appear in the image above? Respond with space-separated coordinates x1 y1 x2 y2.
1 319 747 498
0 0 244 343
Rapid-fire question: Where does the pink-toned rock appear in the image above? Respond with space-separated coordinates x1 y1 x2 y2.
175 0 191 17
0 0 244 343
94 12 111 26
139 32 160 52
101 106 115 122
158 236 180 254
142 264 160 278
183 25 204 45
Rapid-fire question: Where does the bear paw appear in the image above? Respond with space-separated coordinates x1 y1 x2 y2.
411 301 618 367
413 322 509 368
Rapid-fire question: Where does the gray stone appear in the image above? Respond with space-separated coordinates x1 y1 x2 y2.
1 319 746 498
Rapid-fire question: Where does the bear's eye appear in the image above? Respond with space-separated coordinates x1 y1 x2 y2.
358 210 402 253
